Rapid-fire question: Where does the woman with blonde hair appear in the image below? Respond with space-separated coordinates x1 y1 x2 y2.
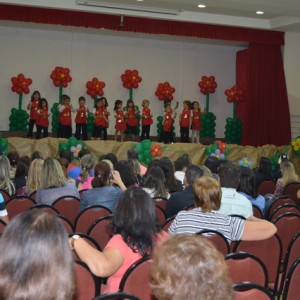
169 176 277 244
0 209 75 299
26 158 44 194
36 157 79 205
0 155 16 196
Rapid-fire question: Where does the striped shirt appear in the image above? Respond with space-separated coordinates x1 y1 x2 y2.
168 208 245 244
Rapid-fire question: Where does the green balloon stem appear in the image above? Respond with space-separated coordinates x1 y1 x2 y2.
206 93 210 113
18 93 23 110
59 86 63 104
129 88 133 100
233 101 237 119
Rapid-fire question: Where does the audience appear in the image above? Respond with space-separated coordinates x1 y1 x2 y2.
59 150 76 173
72 187 165 294
80 161 126 212
218 162 253 218
26 158 44 194
31 150 43 161
143 166 170 199
7 151 19 179
255 156 274 192
204 156 221 179
174 154 190 184
77 153 96 190
166 164 203 218
13 156 31 190
114 160 137 187
129 159 145 186
99 152 118 169
36 157 80 205
169 176 277 244
151 234 234 300
0 155 16 196
0 194 8 224
0 210 75 300
127 149 147 176
68 149 92 179
200 165 214 178
238 166 265 213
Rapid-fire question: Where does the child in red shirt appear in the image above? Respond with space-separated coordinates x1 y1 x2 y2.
75 96 88 141
114 100 126 142
125 99 138 141
93 98 108 140
36 98 49 139
162 105 175 144
57 94 72 138
27 90 41 138
191 101 202 143
179 100 192 143
140 99 153 141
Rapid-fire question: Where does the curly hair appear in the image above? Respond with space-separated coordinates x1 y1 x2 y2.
151 234 234 300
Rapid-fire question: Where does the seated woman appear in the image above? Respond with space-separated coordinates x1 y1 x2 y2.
0 155 16 196
13 156 31 191
36 157 80 205
151 234 234 300
143 166 170 199
76 154 96 191
80 161 126 212
71 187 165 294
114 160 137 188
26 158 44 195
255 156 274 192
238 166 265 213
0 210 75 299
169 176 277 244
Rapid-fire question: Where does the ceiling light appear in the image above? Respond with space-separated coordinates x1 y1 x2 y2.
256 11 264 15
136 0 144 2
198 4 206 8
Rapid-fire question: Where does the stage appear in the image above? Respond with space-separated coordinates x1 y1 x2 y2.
5 137 299 176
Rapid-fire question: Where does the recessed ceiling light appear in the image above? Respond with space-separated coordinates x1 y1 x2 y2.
198 4 206 8
136 0 144 2
256 11 264 15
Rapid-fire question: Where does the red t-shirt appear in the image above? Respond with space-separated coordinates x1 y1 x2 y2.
115 109 127 131
75 105 87 124
163 112 173 132
94 107 108 127
191 110 201 130
36 108 49 127
59 105 72 126
180 108 191 128
29 100 40 120
142 107 153 126
127 108 138 126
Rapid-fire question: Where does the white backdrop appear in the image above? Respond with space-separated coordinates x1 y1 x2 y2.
0 23 246 137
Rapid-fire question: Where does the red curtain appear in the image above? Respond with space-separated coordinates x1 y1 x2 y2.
236 44 291 146
0 4 284 45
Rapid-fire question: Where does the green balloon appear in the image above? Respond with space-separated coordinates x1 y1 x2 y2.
141 139 151 149
134 143 142 153
68 137 78 147
144 156 152 165
138 153 144 162
1 139 8 149
157 116 163 122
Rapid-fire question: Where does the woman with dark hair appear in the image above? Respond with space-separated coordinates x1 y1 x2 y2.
255 157 274 191
0 210 75 299
114 160 137 187
143 166 170 199
80 161 126 212
238 167 265 213
8 151 20 179
158 157 182 193
72 187 165 294
13 156 31 190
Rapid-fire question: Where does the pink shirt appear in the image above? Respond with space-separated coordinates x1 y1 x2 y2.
77 176 93 190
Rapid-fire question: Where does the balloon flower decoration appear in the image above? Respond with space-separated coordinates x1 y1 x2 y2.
239 157 253 167
198 76 217 138
0 133 9 156
121 69 142 100
9 73 32 131
205 140 229 160
50 67 72 133
133 140 165 165
224 85 244 144
150 144 162 157
155 82 176 138
86 77 106 135
58 137 86 159
292 136 300 156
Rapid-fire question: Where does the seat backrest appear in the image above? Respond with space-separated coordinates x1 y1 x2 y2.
30 204 60 215
93 292 141 300
75 205 112 234
267 196 297 220
252 205 264 219
152 197 168 212
119 256 152 300
162 216 175 232
270 204 300 222
87 215 113 250
283 257 300 300
0 189 11 203
52 196 81 224
29 190 37 201
233 282 275 300
74 259 100 300
0 219 7 234
16 186 27 196
55 214 74 234
225 252 268 287
273 213 300 262
155 205 166 226
283 182 300 199
196 229 230 255
258 180 276 196
233 234 282 293
6 196 36 219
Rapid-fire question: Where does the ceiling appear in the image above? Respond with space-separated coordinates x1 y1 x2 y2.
1 0 300 32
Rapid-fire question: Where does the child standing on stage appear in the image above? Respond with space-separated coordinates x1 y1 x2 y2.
27 90 41 138
179 100 192 143
101 97 110 140
125 99 138 141
36 98 49 139
114 100 126 142
57 94 72 138
162 104 175 144
140 99 153 141
75 96 88 141
93 98 108 140
191 101 202 143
